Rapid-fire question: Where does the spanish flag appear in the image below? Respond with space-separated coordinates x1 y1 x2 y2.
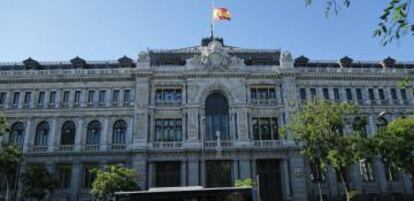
213 8 231 21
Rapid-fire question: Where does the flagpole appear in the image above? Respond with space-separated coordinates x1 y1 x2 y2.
211 0 216 39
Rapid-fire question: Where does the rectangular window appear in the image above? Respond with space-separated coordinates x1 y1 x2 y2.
345 88 352 101
74 91 81 104
368 89 375 100
252 117 278 140
113 90 120 103
333 88 340 101
310 88 317 99
400 89 407 100
154 119 182 142
206 160 232 188
13 92 20 105
299 88 306 100
0 92 6 105
24 92 31 105
99 90 106 103
323 88 329 100
63 91 70 104
83 164 98 189
360 160 375 182
356 88 363 101
391 89 398 100
155 89 182 105
378 89 385 100
38 91 45 105
154 162 181 187
123 89 131 103
56 164 72 189
88 91 95 103
49 91 56 104
250 87 277 104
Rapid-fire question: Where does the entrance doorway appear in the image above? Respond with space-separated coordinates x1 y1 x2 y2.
256 159 283 201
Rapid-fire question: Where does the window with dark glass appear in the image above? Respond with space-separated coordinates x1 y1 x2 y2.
378 89 385 101
310 88 317 99
154 162 181 187
49 91 56 104
206 160 232 187
88 91 95 103
345 88 352 101
0 92 6 105
154 119 182 141
63 91 70 104
13 92 20 105
400 89 407 100
385 163 399 182
250 87 277 103
368 89 375 101
56 164 71 189
74 91 81 104
356 88 363 102
61 121 76 145
360 160 375 182
323 88 329 100
205 93 229 140
333 88 340 101
10 122 25 146
155 89 182 105
113 90 120 103
34 121 50 146
252 117 278 140
299 88 307 100
391 89 398 101
38 91 45 105
123 89 131 103
83 164 98 189
24 92 31 105
99 90 106 104
113 120 127 144
86 121 101 145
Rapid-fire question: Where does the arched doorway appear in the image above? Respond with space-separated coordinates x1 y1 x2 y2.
205 92 230 141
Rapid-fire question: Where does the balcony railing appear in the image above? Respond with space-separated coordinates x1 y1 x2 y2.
252 140 295 147
110 143 127 150
152 141 183 148
58 145 74 152
84 144 100 151
204 141 233 148
32 145 48 152
250 99 278 106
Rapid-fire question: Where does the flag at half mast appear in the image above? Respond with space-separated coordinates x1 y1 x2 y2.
213 7 231 21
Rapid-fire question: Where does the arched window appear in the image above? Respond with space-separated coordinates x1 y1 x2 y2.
205 93 230 140
60 121 76 145
35 121 50 146
112 120 127 144
10 122 25 145
86 121 101 145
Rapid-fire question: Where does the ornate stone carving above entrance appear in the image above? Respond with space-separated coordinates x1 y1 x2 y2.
187 40 244 69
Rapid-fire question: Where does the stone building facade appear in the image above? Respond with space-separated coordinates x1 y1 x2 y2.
0 38 413 201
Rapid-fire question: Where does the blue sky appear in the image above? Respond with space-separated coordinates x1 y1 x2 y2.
0 0 412 61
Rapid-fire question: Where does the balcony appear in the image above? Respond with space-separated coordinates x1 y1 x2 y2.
58 145 74 152
250 99 278 106
252 140 295 147
203 141 233 148
155 101 182 107
32 145 48 152
152 141 183 149
110 143 127 150
84 144 100 152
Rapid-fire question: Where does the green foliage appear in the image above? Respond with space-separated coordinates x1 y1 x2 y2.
235 178 255 187
283 99 371 198
305 0 413 45
372 116 414 174
0 145 23 180
21 165 56 200
91 165 138 201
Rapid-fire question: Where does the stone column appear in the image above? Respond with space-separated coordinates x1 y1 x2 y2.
282 159 292 200
101 117 109 151
374 159 388 194
289 156 308 201
132 156 147 189
148 162 154 188
75 118 84 151
134 78 150 147
181 161 187 186
187 159 200 186
233 160 239 182
48 119 57 152
69 161 81 201
105 89 111 107
22 118 33 153
238 159 252 180
236 108 250 144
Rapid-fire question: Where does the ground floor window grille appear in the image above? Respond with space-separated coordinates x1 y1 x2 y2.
154 161 181 187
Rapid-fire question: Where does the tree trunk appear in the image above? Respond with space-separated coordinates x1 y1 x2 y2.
337 168 353 201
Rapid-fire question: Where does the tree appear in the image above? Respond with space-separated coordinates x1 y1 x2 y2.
305 0 413 45
372 116 414 190
0 145 23 201
91 165 138 201
282 99 371 201
21 165 56 201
